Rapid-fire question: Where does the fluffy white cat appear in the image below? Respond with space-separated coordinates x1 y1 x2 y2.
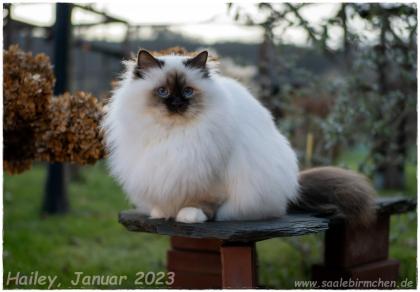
102 49 376 225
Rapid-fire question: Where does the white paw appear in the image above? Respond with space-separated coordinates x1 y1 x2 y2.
176 207 207 223
150 207 165 219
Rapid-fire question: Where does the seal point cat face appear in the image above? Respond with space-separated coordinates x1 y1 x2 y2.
132 50 211 120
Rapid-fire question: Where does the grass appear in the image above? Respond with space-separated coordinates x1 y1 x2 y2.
3 156 417 289
4 163 168 289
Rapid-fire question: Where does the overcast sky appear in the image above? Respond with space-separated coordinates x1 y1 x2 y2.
11 3 342 45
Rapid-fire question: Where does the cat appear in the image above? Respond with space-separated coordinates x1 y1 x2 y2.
101 49 376 225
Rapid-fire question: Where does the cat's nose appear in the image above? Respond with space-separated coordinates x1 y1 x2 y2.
171 100 185 107
169 96 187 106
166 97 189 113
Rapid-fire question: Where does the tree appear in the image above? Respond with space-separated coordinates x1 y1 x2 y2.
230 3 417 189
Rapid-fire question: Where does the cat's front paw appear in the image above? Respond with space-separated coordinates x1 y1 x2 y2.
150 207 166 219
176 207 207 223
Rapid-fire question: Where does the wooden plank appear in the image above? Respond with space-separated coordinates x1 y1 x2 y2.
375 196 416 214
167 250 221 274
220 243 257 288
119 212 329 242
324 214 390 268
118 197 415 241
349 259 399 281
167 237 223 289
170 236 222 252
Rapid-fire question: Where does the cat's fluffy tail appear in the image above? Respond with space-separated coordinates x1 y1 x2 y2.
288 166 377 226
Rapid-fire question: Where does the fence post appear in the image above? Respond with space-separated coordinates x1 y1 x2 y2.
42 3 73 214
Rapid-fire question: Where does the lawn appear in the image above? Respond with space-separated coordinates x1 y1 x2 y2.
3 158 417 289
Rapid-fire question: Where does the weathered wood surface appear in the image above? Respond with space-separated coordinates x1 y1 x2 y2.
375 196 416 214
119 212 329 242
119 196 416 242
221 242 257 288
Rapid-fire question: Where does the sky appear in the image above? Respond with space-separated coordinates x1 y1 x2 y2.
11 3 341 45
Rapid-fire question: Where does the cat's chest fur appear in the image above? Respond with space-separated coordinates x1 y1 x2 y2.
112 113 232 215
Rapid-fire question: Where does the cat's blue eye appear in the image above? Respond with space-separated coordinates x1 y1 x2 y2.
156 87 169 98
183 87 194 98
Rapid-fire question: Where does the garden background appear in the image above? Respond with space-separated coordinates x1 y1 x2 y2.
3 3 417 289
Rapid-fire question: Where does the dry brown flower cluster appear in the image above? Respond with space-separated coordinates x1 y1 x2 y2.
4 45 55 174
4 45 55 129
36 92 105 165
4 45 105 174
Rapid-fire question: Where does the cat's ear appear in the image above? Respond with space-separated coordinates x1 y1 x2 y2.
185 51 208 69
137 50 163 70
